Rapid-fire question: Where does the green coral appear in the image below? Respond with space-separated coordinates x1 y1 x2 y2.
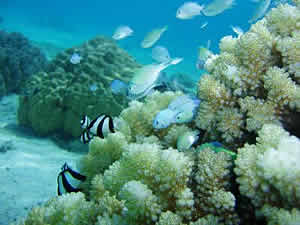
18 36 140 137
196 3 300 147
261 205 300 225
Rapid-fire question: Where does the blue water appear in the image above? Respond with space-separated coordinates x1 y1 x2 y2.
0 0 268 79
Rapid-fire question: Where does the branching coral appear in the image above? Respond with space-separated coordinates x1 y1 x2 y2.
196 3 300 147
191 147 239 224
261 205 300 225
79 132 128 186
13 2 300 225
19 192 98 225
120 91 182 140
234 124 300 217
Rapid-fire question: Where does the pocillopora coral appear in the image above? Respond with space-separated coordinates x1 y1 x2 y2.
191 147 239 224
234 124 300 218
14 2 300 225
196 2 300 147
261 205 300 225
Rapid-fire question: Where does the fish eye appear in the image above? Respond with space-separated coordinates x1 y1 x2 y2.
176 114 182 121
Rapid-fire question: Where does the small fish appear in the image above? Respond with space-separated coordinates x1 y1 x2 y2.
196 40 212 70
70 53 82 64
248 0 271 23
198 143 237 159
80 115 90 129
89 83 98 92
177 130 201 151
80 130 93 144
231 25 244 38
110 79 128 95
57 162 86 196
127 58 183 100
153 108 177 129
87 114 115 138
210 141 223 148
141 26 168 48
153 95 201 129
112 25 133 40
202 0 235 16
80 114 115 143
176 2 205 19
200 21 208 29
152 46 171 63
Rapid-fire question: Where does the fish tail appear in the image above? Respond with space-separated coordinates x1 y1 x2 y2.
169 57 183 65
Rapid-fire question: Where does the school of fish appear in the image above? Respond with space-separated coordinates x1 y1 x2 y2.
58 0 280 196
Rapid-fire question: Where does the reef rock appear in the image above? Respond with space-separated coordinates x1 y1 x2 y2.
0 30 47 98
18 36 140 137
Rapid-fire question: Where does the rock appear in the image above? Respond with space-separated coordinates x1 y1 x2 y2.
18 35 140 137
0 30 48 98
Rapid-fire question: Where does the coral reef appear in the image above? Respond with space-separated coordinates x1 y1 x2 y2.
15 95 300 225
0 30 47 98
13 2 300 225
17 36 140 137
234 124 300 214
195 2 300 148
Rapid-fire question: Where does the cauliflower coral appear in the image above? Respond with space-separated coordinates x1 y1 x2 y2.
234 124 300 218
13 1 300 225
196 2 300 148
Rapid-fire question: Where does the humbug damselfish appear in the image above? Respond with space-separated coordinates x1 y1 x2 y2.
80 114 115 144
57 162 86 196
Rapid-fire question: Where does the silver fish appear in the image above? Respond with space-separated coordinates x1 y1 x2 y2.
176 2 204 19
112 25 133 40
248 0 271 23
141 26 168 48
152 45 171 63
127 58 183 100
177 130 201 151
202 0 235 16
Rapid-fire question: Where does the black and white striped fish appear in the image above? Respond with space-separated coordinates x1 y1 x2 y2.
80 130 93 144
57 162 86 196
80 114 115 143
80 115 90 129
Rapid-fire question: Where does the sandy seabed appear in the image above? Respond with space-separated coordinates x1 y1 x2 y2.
0 95 82 225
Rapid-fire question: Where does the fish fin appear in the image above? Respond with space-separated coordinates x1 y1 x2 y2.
169 57 183 65
206 40 211 50
66 165 86 181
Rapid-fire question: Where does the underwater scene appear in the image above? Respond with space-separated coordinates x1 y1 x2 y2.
0 0 299 224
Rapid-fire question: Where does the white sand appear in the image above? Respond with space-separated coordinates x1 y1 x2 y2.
0 95 83 225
